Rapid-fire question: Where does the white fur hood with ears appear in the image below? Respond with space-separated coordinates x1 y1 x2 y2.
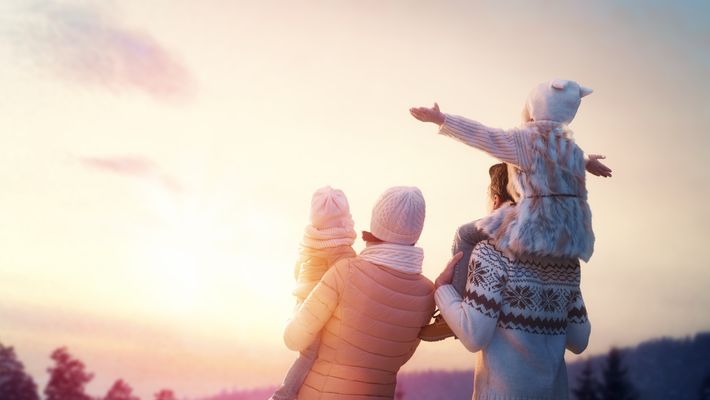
521 79 593 124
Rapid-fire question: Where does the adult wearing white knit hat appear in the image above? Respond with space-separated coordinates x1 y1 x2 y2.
365 186 426 245
284 186 435 400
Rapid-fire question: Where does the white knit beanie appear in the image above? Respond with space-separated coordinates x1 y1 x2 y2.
310 186 353 229
369 186 426 245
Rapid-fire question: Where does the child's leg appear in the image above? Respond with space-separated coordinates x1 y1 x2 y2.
451 222 489 296
451 223 478 296
270 336 321 400
451 250 469 296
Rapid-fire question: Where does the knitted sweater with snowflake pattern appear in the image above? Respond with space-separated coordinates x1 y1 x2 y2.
436 240 590 400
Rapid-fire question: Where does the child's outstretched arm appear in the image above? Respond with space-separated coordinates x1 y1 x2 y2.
411 104 613 178
410 103 526 168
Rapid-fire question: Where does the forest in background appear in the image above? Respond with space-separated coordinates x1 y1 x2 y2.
2 332 709 400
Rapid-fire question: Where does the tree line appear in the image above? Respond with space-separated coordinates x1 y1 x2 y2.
572 346 710 400
572 347 638 400
0 343 176 400
3 341 710 399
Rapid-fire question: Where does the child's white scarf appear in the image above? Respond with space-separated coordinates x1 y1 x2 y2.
359 242 424 274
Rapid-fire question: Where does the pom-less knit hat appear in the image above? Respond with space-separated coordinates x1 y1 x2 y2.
310 186 353 229
302 186 356 249
368 186 425 245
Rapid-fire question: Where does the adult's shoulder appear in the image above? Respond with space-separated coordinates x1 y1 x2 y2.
322 256 356 289
472 240 512 269
417 273 435 290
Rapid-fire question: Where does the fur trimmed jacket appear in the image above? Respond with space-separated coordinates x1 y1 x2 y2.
440 115 594 262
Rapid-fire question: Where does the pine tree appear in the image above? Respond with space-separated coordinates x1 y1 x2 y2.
104 379 140 400
154 389 176 400
699 374 710 400
572 360 600 400
0 343 40 400
600 348 637 400
44 347 94 400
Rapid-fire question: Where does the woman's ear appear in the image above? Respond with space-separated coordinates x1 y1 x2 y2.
492 194 503 210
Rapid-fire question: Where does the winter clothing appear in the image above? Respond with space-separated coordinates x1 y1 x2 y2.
295 187 357 301
293 245 357 302
271 336 321 400
369 186 426 245
273 187 357 400
360 242 424 275
436 240 591 400
522 80 593 125
276 246 356 400
284 256 435 399
438 79 595 262
310 186 354 229
284 186 433 399
439 115 594 261
432 80 594 399
276 246 357 400
301 225 357 250
450 221 489 295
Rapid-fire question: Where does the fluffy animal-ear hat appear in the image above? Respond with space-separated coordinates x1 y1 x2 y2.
521 79 593 124
310 186 354 229
368 186 426 245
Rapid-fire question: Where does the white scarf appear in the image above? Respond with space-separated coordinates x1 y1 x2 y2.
359 242 424 274
301 224 356 249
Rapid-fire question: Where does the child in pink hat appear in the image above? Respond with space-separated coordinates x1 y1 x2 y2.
271 186 357 400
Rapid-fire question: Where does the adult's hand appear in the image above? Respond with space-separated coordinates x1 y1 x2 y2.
435 251 464 289
409 102 445 125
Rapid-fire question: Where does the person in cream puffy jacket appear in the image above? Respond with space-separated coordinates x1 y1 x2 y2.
284 186 435 400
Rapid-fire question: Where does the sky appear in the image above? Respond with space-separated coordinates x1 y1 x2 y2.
1 0 709 398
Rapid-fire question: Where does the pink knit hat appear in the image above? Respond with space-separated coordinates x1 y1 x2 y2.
310 186 353 229
369 186 426 245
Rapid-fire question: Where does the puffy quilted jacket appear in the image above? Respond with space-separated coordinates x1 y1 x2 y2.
284 256 435 399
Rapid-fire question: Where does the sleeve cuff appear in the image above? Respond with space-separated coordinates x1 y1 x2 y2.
438 114 454 137
435 284 462 307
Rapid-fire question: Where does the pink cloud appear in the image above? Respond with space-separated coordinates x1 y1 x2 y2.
15 1 194 102
79 156 183 193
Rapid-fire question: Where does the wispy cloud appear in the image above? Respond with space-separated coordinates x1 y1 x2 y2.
8 1 194 102
79 155 182 193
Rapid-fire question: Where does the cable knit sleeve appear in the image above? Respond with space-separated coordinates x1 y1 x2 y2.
435 241 507 352
565 288 591 354
283 261 345 352
439 114 531 169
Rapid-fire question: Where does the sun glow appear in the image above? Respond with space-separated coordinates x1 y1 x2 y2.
126 186 295 331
